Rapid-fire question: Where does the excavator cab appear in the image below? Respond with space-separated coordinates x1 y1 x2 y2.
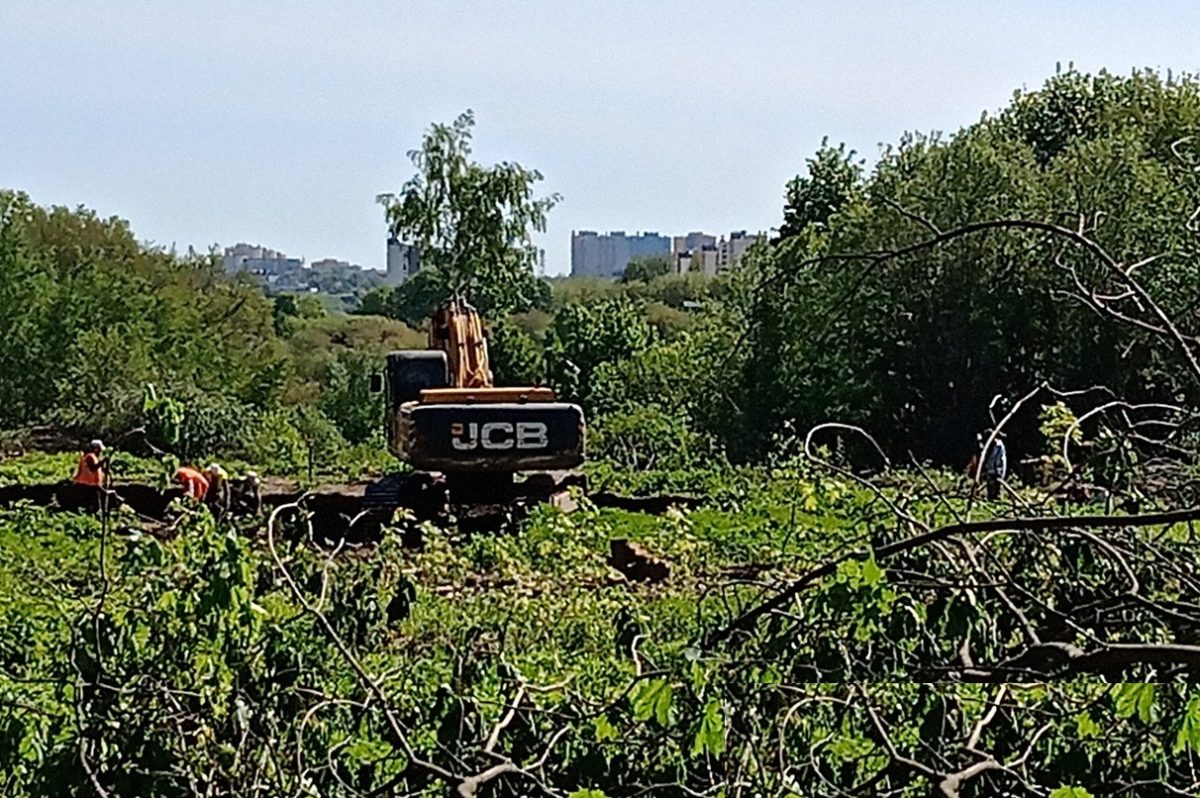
381 298 585 479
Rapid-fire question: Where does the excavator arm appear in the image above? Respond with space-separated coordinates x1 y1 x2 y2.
428 297 493 389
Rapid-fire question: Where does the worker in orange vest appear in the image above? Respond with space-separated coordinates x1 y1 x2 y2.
73 440 107 487
174 465 210 501
203 463 230 519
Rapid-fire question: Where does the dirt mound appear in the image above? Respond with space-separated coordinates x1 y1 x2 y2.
608 539 670 583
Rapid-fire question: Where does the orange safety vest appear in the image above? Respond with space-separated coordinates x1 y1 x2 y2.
73 452 104 487
175 467 210 500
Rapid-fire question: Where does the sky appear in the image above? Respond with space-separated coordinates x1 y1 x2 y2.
2 1 1199 275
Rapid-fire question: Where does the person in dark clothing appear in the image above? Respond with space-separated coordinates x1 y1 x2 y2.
982 431 1007 501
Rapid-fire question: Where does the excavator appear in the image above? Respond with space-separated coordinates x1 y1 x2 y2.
372 297 585 516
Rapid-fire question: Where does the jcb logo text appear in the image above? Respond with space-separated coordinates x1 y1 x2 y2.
450 422 549 451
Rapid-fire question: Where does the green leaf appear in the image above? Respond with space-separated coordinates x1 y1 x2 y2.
1174 695 1200 753
1074 711 1100 739
593 714 619 742
861 551 884 586
1049 788 1094 798
632 679 673 726
568 791 609 798
829 731 874 761
1112 683 1156 723
690 699 725 757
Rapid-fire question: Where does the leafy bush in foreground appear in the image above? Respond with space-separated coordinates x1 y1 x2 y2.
4 464 1200 796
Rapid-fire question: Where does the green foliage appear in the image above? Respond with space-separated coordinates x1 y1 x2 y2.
0 450 164 486
1050 788 1095 798
632 678 674 726
272 293 326 335
142 382 184 450
589 404 715 472
3 463 1200 795
1036 401 1082 484
1113 682 1157 722
488 317 545 386
370 267 450 327
548 298 653 403
690 698 725 757
318 351 384 445
620 254 672 284
548 275 623 307
279 312 420 450
376 110 557 318
9 68 1200 796
1174 695 1200 753
720 69 1200 463
779 138 863 238
0 192 285 436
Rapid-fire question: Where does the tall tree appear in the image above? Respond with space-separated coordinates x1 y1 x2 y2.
376 110 558 317
778 139 863 239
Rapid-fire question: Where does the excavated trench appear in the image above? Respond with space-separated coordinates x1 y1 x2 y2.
0 476 704 549
0 479 431 546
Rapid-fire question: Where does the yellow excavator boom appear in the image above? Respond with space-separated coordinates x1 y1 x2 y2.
428 297 493 389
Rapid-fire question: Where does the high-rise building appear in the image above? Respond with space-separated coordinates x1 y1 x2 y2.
671 230 764 275
718 230 764 270
671 232 717 275
222 243 304 276
385 236 420 285
311 258 352 272
570 230 670 278
672 232 717 256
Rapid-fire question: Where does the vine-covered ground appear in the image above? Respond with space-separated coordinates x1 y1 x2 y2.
3 451 1199 797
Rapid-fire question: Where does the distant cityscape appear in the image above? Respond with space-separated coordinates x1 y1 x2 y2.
570 229 765 279
220 226 761 308
221 238 421 310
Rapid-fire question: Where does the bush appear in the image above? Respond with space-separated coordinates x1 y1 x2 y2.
549 298 653 404
319 351 384 445
590 404 717 472
488 318 545 386
240 409 310 475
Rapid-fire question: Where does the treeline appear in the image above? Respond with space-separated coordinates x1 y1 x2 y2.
0 195 421 473
391 69 1200 473
5 68 1200 477
732 68 1200 465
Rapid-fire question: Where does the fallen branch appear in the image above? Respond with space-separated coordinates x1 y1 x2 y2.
709 506 1200 645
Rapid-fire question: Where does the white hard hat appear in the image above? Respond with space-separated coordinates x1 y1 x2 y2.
90 439 105 451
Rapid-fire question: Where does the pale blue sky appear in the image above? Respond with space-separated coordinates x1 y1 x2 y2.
2 1 1198 274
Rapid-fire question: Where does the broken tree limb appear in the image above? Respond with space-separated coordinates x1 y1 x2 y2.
708 505 1200 646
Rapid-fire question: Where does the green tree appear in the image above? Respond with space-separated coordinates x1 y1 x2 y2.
377 110 559 317
354 286 390 316
272 294 299 335
778 139 863 239
319 351 383 444
722 69 1200 463
0 192 286 435
620 255 672 283
488 318 545 386
548 298 653 405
